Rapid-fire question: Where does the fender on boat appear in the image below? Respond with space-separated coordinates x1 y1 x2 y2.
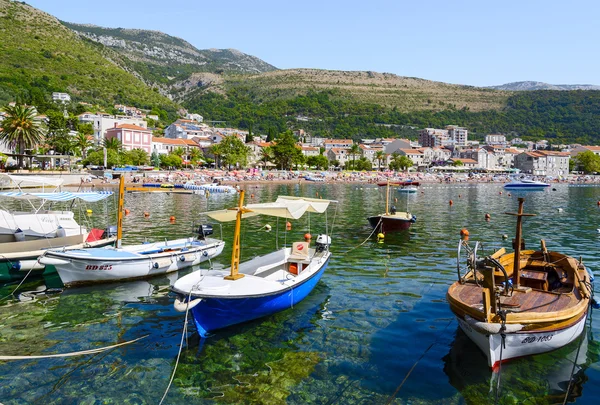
38 256 70 266
464 315 523 334
174 296 202 312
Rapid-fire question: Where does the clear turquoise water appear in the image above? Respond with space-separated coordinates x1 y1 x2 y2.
1 183 599 404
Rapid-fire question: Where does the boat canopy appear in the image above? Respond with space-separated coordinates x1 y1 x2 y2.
0 174 64 188
0 191 114 202
206 196 337 222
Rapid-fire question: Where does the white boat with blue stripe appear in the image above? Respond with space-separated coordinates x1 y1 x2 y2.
504 177 550 190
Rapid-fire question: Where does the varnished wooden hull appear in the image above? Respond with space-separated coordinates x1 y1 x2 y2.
368 214 415 233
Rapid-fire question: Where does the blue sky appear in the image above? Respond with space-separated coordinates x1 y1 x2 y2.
27 0 599 86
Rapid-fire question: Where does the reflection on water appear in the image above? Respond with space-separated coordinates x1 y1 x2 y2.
0 183 599 404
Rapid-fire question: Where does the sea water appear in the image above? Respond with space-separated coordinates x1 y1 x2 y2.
0 182 599 404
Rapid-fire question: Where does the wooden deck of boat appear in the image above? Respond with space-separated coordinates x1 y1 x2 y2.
449 282 580 313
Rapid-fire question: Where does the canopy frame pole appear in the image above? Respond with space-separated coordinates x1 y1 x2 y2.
505 197 536 289
225 190 246 281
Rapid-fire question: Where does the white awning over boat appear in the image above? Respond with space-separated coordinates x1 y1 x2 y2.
206 196 336 222
0 191 114 202
0 174 64 188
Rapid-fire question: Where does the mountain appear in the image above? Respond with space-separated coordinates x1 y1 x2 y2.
62 22 277 88
488 81 600 91
0 0 177 112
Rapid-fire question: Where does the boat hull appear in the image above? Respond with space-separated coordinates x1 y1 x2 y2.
189 257 329 336
42 241 225 287
456 312 588 368
368 215 414 232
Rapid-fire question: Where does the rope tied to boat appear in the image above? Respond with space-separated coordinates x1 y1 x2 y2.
340 216 383 257
494 310 508 405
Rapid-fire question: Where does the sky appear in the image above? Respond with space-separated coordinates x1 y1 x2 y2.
25 0 600 86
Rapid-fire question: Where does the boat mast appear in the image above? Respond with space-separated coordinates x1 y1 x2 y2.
385 179 390 215
225 190 246 280
506 197 535 289
116 175 125 248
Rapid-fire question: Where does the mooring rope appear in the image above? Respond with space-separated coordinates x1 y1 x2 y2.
0 257 36 302
494 311 508 405
0 335 147 360
561 300 592 405
340 216 382 257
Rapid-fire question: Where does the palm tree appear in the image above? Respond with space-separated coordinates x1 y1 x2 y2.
210 143 223 169
375 150 385 171
103 137 121 151
0 104 45 168
74 133 94 159
349 144 360 170
260 146 272 166
189 148 203 166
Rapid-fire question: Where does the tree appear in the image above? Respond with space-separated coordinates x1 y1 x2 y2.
271 131 303 170
151 151 161 167
217 136 251 169
306 154 329 170
574 151 600 174
210 143 223 168
160 153 183 169
375 150 386 171
172 147 185 157
103 137 122 152
189 148 204 166
349 144 360 170
74 132 93 159
0 104 45 168
260 146 273 166
83 148 119 168
354 157 372 171
389 155 413 171
125 148 149 166
452 159 464 167
266 127 276 142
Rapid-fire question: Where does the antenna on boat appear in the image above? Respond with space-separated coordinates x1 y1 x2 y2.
116 175 125 249
505 198 535 289
385 179 390 216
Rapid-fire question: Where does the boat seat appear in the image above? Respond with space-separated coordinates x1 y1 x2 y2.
288 242 310 262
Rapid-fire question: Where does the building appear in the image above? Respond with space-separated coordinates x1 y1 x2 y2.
395 149 425 168
514 150 570 177
300 145 320 157
458 147 497 170
570 145 600 158
485 134 507 145
105 124 152 153
359 144 387 169
384 139 414 155
419 128 449 147
327 148 350 167
323 139 353 150
52 92 71 103
79 113 147 145
164 119 208 140
185 113 203 123
446 125 468 147
151 137 201 162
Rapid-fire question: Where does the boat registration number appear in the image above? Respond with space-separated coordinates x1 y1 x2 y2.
521 335 552 344
85 264 113 271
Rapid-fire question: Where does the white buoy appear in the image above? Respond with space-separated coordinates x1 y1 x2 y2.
264 224 272 231
558 208 564 213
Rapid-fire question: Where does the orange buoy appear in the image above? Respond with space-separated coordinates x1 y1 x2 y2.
251 194 254 198
286 221 292 231
485 213 491 221
460 228 469 240
170 216 176 221
449 200 453 206
304 233 312 242
507 193 511 197
499 191 503 195
597 201 600 206
458 194 461 198
144 212 150 218
124 208 130 215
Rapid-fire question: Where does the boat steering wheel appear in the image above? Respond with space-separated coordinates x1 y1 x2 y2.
457 240 480 284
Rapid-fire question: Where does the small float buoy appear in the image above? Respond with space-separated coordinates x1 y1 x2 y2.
170 215 176 221
499 191 503 195
460 228 469 241
558 208 563 213
304 233 312 242
458 194 461 199
449 200 454 206
502 234 508 239
144 212 150 218
286 221 292 231
597 201 600 206
86 209 93 215
377 233 385 243
264 224 272 231
124 208 130 215
552 188 557 191
251 194 254 198
485 213 491 221
507 193 511 197
395 198 398 203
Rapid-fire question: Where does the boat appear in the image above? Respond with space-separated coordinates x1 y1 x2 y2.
397 185 418 194
367 180 416 233
376 180 420 187
39 177 225 287
447 197 592 368
503 177 550 190
183 182 237 194
171 192 337 337
0 174 117 282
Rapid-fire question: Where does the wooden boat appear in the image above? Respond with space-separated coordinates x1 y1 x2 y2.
0 174 116 282
39 177 225 287
171 192 337 337
367 180 416 233
376 180 420 187
447 198 592 368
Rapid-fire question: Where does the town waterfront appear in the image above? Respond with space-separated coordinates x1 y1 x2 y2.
1 183 599 404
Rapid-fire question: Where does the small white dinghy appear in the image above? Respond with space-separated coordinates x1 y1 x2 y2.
39 177 225 287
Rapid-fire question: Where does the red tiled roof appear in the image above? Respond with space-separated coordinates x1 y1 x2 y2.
108 124 149 131
398 148 423 155
152 137 198 146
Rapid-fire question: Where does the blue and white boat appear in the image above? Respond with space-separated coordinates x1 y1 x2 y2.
503 178 550 190
172 193 337 337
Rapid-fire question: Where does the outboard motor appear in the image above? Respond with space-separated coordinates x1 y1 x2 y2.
105 225 118 238
197 224 213 240
315 234 331 252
